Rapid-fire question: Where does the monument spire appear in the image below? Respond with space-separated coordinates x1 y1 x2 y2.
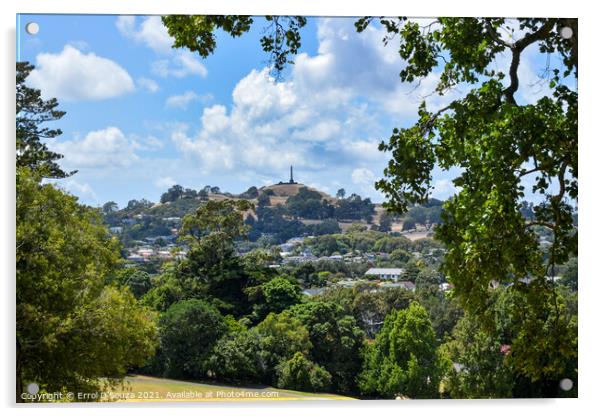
290 165 294 183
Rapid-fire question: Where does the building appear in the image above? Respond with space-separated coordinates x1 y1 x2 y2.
303 288 326 297
364 267 405 281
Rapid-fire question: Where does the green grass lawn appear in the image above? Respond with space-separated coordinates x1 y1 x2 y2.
107 375 355 402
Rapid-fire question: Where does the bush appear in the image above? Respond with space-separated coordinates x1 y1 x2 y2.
262 276 302 314
358 302 447 398
208 330 264 383
255 312 312 383
276 352 332 392
159 299 228 379
288 301 364 392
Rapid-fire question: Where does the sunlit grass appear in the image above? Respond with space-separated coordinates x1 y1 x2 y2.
107 375 355 402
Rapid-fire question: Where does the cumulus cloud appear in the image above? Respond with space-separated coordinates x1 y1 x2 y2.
58 179 98 203
152 51 208 78
292 18 460 117
155 176 177 188
137 77 159 92
27 45 134 101
170 68 363 176
352 167 377 185
50 127 139 169
165 91 212 109
116 16 208 79
116 15 173 54
351 167 383 199
166 20 405 181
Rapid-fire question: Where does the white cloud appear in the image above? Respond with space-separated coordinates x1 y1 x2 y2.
116 15 173 54
352 167 377 186
169 69 323 175
165 91 212 109
351 167 383 199
27 45 134 101
116 16 208 79
152 51 208 78
58 179 98 203
50 127 139 169
141 135 164 150
292 18 458 117
431 179 459 200
137 77 159 93
155 176 176 188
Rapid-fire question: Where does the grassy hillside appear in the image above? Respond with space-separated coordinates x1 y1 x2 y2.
107 375 355 402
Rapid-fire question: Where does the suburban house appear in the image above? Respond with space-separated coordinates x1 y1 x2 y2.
364 267 405 281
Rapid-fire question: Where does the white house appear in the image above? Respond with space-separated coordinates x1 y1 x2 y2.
365 268 405 281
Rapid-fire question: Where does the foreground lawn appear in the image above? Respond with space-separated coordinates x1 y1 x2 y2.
108 375 355 402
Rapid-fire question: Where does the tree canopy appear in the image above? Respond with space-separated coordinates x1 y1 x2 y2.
16 62 73 178
17 167 157 400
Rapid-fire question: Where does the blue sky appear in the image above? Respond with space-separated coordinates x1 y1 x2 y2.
16 15 572 208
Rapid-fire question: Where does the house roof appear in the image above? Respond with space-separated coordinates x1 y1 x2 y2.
365 268 404 275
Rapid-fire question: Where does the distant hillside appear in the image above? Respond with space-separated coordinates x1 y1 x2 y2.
102 182 444 247
259 183 337 205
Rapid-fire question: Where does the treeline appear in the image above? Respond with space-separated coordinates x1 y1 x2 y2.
159 184 225 203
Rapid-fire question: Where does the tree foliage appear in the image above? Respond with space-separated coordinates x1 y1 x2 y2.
17 168 157 400
158 299 228 379
288 301 365 392
276 352 332 392
16 62 73 178
359 302 448 398
162 15 306 78
440 314 514 398
350 17 578 383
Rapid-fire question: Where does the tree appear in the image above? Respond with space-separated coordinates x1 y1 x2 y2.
240 186 259 199
17 168 157 401
158 299 228 379
16 62 73 178
257 192 271 207
440 314 514 398
276 352 332 392
102 201 119 214
378 212 393 232
160 184 184 203
336 188 346 199
208 329 264 383
255 312 312 383
415 277 464 342
359 302 448 399
162 16 307 78
171 199 256 314
360 18 577 383
180 199 254 242
286 187 335 220
288 301 365 392
261 276 302 315
335 194 375 222
112 268 153 299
